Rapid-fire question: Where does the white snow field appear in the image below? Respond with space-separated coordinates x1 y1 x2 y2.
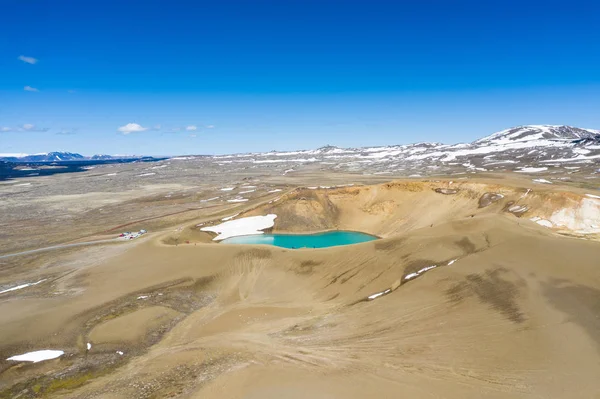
7 350 64 363
201 214 278 241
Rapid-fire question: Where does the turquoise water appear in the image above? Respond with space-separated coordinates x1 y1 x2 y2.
221 231 378 249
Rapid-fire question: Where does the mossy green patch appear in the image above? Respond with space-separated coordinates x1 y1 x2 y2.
0 366 116 398
44 371 97 395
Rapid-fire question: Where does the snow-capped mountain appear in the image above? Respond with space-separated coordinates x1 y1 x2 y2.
4 125 599 178
475 125 600 144
0 152 85 162
205 125 600 176
0 153 148 162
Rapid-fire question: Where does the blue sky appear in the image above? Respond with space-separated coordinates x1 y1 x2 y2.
1 0 599 156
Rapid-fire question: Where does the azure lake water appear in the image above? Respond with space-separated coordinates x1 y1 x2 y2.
221 231 378 249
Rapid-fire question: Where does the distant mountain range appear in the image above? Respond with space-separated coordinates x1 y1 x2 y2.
205 125 600 175
0 152 148 162
213 125 600 159
3 126 600 173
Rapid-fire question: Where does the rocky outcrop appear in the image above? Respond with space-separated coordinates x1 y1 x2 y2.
479 192 504 208
434 188 458 195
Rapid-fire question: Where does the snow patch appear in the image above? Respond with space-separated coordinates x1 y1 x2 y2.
367 289 391 300
7 350 64 363
515 167 548 173
170 156 196 160
0 279 46 295
253 158 318 164
530 218 553 228
221 213 240 221
404 264 438 281
201 214 277 240
417 265 437 274
404 272 419 281
541 154 600 163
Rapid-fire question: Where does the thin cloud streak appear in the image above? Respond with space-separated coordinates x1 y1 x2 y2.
18 55 38 64
19 124 50 132
56 129 77 135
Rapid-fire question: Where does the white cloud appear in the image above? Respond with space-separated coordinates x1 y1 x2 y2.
56 129 77 135
206 125 215 129
19 124 49 132
118 123 148 134
18 55 38 65
1 127 11 132
24 85 39 92
153 124 161 130
189 134 197 138
185 125 197 131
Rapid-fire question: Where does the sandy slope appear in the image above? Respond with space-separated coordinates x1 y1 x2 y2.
239 179 600 239
0 179 599 398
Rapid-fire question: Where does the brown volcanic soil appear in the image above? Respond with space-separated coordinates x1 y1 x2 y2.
0 178 599 398
235 180 599 240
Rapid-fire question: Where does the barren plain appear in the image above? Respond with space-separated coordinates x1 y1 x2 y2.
1 149 599 398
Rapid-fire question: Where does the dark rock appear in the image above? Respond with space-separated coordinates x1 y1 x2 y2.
434 188 458 195
506 204 529 216
479 192 504 208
